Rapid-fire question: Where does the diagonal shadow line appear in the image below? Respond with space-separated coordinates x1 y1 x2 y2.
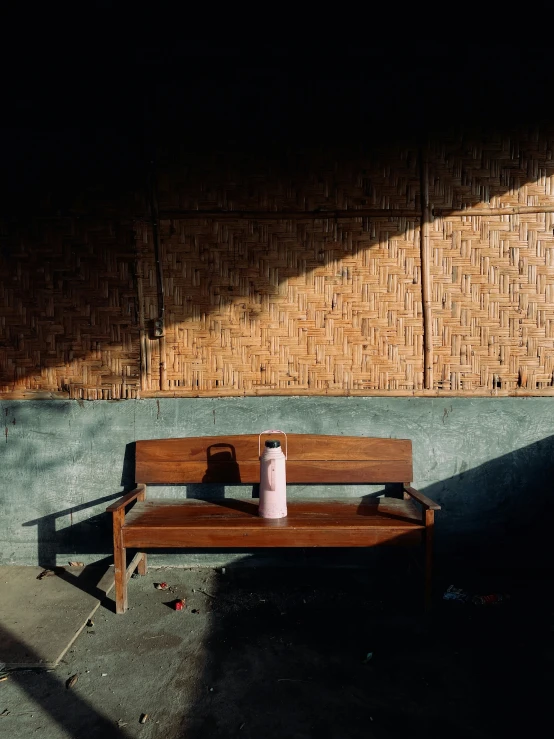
0 623 133 739
53 558 117 614
23 493 124 527
3 129 554 393
22 494 123 612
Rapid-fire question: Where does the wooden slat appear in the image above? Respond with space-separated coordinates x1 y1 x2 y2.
136 459 412 484
137 435 411 461
124 528 422 548
122 499 423 548
403 485 441 510
135 435 413 484
106 485 146 512
125 553 144 583
124 498 422 524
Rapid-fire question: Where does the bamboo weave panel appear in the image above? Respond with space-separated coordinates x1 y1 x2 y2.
137 217 423 393
2 133 554 398
0 220 140 399
429 131 554 391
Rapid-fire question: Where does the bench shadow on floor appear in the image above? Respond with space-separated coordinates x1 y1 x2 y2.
172 562 553 739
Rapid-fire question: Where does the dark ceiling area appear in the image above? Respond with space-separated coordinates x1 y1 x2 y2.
2 36 553 212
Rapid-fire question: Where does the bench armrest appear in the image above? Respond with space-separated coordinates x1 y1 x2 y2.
403 485 441 511
106 485 146 513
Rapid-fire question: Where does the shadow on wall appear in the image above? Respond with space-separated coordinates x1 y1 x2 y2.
428 434 554 572
3 44 554 394
21 442 136 569
2 129 554 395
22 436 554 576
0 219 141 397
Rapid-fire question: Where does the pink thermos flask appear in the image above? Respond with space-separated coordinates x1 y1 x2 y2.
258 430 288 519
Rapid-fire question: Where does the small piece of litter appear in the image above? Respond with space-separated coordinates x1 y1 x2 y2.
362 652 373 663
221 567 226 575
472 593 510 606
139 713 148 724
68 561 84 567
443 585 471 603
37 569 56 580
101 673 108 677
117 719 128 727
86 619 94 628
191 609 200 614
0 676 8 683
66 674 78 689
154 582 168 590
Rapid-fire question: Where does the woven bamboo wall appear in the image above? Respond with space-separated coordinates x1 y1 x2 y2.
137 216 423 394
1 131 554 398
138 148 423 394
0 220 140 399
428 131 554 392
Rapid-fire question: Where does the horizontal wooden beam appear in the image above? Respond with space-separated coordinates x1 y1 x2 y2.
434 204 554 217
137 388 554 398
1 388 553 400
158 208 420 220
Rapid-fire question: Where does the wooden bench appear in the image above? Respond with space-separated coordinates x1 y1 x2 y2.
107 434 440 613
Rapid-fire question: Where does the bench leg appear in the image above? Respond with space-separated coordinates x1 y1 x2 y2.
424 509 435 611
113 509 128 614
137 552 148 576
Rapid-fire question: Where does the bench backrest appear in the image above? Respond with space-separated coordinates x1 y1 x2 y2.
135 435 412 485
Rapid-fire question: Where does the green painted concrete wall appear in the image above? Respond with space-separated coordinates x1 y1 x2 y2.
1 398 552 570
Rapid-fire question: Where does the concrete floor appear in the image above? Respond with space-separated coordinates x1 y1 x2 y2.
0 565 114 668
0 565 552 739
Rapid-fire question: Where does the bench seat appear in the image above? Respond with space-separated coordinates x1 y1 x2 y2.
122 498 424 548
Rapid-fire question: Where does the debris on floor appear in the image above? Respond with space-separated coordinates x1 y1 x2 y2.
443 585 471 603
196 589 216 599
443 585 511 606
1 567 551 739
472 593 510 605
65 674 78 690
37 569 57 580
